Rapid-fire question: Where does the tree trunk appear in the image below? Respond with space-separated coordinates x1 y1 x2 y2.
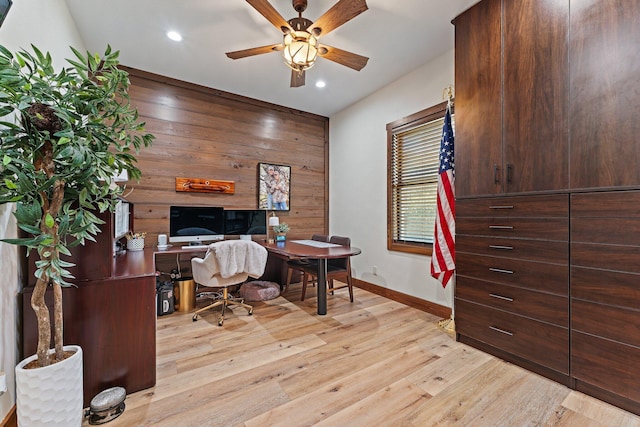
30 104 66 366
31 277 51 366
53 282 64 361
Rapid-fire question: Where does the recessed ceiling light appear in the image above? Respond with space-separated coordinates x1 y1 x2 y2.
315 80 326 88
167 31 182 42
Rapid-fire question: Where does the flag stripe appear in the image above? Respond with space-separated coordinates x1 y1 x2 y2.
431 103 455 288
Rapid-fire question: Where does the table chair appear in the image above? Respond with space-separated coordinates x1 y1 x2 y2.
301 235 354 303
283 234 328 293
191 240 268 326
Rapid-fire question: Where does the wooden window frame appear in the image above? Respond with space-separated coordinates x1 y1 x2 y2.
386 101 451 255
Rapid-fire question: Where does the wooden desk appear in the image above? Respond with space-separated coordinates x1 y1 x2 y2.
22 248 157 406
263 240 361 315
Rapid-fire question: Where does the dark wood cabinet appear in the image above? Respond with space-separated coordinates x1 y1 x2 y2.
569 0 640 190
454 0 502 197
25 210 115 286
455 0 569 197
456 195 570 383
570 191 640 415
21 204 156 407
503 0 569 193
22 267 156 407
455 0 640 415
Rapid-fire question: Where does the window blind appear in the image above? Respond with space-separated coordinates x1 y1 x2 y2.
391 113 454 246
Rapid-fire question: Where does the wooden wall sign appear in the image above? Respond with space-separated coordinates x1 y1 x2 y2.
175 177 235 194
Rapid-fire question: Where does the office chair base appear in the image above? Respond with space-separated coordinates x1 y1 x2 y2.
192 288 253 325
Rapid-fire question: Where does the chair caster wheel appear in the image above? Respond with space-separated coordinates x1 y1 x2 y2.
248 309 253 315
218 319 224 326
192 315 199 322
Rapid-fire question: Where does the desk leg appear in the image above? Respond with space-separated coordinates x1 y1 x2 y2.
316 259 327 315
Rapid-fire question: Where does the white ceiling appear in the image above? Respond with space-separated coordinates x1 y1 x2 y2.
64 0 478 117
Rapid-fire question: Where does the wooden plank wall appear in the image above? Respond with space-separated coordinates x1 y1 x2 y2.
121 67 329 246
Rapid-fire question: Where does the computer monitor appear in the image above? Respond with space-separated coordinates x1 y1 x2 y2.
223 209 267 236
113 199 131 241
169 206 225 245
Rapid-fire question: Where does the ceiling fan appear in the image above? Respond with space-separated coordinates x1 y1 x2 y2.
226 0 369 87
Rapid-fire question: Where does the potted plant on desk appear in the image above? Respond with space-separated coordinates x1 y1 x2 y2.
0 44 153 426
273 223 289 241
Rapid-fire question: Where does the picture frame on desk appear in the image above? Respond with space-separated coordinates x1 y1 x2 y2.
258 162 290 211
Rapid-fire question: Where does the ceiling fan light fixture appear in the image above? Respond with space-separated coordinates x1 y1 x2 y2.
283 30 318 71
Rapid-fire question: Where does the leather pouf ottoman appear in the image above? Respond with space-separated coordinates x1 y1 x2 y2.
239 281 280 302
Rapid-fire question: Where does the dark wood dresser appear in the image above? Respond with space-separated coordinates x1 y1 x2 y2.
456 195 570 385
22 209 157 407
454 0 640 415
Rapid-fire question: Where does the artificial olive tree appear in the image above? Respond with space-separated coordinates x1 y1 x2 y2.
0 44 154 367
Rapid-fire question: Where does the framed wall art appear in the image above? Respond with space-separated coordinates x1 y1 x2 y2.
258 163 290 211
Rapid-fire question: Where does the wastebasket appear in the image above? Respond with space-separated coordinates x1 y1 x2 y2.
174 278 196 312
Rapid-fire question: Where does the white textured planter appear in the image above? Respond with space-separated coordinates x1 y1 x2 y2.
15 345 83 427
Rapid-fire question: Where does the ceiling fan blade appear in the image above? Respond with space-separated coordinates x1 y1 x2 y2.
226 44 283 60
290 69 306 87
246 0 293 33
308 0 368 37
318 44 368 71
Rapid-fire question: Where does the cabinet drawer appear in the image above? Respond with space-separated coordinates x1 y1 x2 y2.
572 242 640 273
455 299 569 374
457 235 568 264
572 331 640 402
457 194 568 217
572 217 640 246
457 277 568 326
572 190 640 218
572 299 640 347
457 252 568 295
571 267 640 308
457 217 568 240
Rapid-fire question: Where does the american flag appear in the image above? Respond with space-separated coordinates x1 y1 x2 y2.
431 102 455 287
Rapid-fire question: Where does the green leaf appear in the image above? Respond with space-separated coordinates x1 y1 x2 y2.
44 212 55 228
0 105 14 117
0 45 13 59
2 155 10 166
17 223 41 235
1 235 46 247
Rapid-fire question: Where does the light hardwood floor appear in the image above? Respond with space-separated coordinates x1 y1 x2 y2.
98 284 640 427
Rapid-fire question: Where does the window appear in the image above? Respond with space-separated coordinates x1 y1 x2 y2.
387 101 453 255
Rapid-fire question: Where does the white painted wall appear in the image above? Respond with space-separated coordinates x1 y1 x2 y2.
329 49 455 309
0 0 85 420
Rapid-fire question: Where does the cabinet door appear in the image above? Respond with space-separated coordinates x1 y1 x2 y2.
26 209 114 285
570 0 640 189
503 0 569 193
455 0 503 197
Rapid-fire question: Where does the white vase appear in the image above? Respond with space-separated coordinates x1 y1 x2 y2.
127 237 145 251
15 345 83 427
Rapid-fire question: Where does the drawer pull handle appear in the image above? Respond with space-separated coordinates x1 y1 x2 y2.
489 205 514 209
490 293 514 302
489 268 514 274
489 225 514 230
490 326 513 336
489 245 513 250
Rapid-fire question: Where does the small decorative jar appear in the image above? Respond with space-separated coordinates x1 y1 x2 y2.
126 232 147 251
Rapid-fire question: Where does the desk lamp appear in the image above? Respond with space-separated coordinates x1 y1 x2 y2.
268 212 279 244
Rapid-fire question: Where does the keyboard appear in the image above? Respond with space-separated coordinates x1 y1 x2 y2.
181 245 210 250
